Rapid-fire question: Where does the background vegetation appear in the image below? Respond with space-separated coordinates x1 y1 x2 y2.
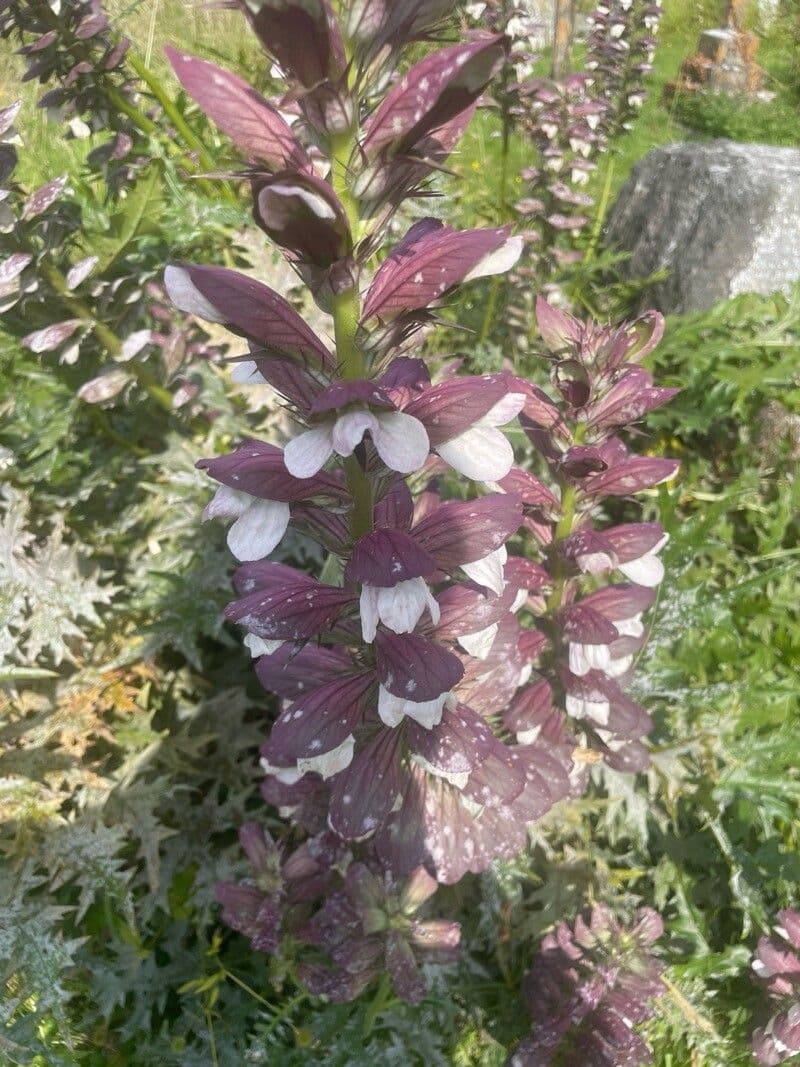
1 0 798 1064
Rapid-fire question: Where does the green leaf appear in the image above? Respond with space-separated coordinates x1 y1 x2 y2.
87 165 163 275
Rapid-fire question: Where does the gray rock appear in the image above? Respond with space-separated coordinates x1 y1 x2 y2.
605 140 800 313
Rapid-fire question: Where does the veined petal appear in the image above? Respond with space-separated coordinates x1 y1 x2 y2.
457 622 498 660
373 411 430 474
284 425 334 477
359 584 381 643
462 546 507 596
437 425 515 482
297 734 355 779
378 686 448 729
618 553 664 587
331 410 376 456
377 578 433 634
228 498 291 561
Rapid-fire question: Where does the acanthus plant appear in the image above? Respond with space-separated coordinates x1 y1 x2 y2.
164 0 678 1006
585 0 663 143
750 908 800 1065
469 0 662 317
509 904 666 1065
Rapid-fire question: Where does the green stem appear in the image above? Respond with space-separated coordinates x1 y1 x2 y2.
128 52 215 172
261 990 308 1040
362 973 392 1038
478 108 513 345
329 130 374 542
222 968 278 1012
109 78 234 203
545 421 587 613
546 482 577 613
332 285 362 381
329 132 361 234
43 263 175 413
584 153 616 266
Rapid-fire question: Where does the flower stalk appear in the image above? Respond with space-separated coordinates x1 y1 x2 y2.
166 0 679 1012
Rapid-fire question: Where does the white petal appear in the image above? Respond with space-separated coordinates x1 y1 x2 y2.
373 411 430 474
424 587 440 627
297 734 355 779
606 654 634 677
260 757 304 785
516 726 541 745
283 425 334 478
411 754 469 789
378 686 447 730
331 410 376 456
511 588 529 613
478 391 526 428
568 641 611 676
164 265 224 322
463 236 524 281
376 578 430 634
462 546 507 597
438 425 514 482
614 615 644 639
244 633 283 657
266 183 336 220
203 483 250 521
359 585 381 643
566 694 610 725
457 622 498 660
618 553 664 587
227 499 291 561
578 551 616 575
231 359 267 385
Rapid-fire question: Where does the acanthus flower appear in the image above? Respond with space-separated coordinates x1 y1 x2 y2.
751 909 800 1066
510 904 666 1066
173 0 677 1015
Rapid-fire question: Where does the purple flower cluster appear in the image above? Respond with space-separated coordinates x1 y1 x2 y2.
751 909 800 1065
510 904 665 1066
167 0 677 1004
505 0 662 290
217 822 460 1004
586 0 662 140
512 298 678 772
513 74 602 280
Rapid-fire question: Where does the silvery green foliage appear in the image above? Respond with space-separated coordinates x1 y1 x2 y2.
0 485 115 668
0 876 86 1040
